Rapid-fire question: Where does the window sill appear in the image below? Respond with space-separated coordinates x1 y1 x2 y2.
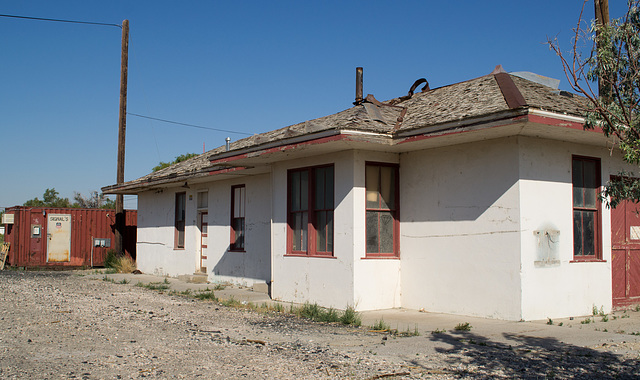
284 253 336 259
174 248 185 251
361 255 400 260
570 258 606 263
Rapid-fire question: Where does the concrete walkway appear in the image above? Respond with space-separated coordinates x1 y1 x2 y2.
88 271 640 355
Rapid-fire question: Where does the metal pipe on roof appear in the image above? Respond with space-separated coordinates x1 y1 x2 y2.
354 67 363 106
225 137 231 151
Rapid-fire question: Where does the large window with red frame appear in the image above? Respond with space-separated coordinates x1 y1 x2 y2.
175 192 186 249
287 165 334 256
366 163 399 257
572 156 601 259
230 185 245 251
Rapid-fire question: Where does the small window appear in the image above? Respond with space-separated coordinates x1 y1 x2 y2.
287 165 334 256
175 192 186 249
230 185 245 251
572 156 601 260
197 191 208 209
365 163 399 257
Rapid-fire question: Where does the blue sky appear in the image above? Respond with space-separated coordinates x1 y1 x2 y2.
0 1 629 209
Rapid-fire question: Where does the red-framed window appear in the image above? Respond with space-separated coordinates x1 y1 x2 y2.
572 156 601 260
175 192 186 249
365 162 399 257
287 165 334 256
230 185 245 251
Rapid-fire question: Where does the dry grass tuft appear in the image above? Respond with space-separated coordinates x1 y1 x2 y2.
113 255 136 273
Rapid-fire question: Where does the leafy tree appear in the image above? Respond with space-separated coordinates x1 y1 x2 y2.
23 188 71 208
73 191 116 209
152 153 198 172
548 0 640 207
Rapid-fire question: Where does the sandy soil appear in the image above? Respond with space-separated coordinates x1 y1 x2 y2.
1 270 639 379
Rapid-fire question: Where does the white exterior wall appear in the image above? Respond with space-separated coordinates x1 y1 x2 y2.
136 188 200 277
400 138 523 320
518 137 634 320
135 174 271 287
271 151 358 309
205 174 271 286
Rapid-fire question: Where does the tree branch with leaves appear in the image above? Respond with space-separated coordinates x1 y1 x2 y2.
548 0 640 207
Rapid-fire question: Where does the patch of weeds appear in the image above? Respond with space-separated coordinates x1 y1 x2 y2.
137 281 170 291
119 278 130 284
163 278 170 285
546 318 554 325
635 304 640 312
431 328 446 334
102 275 116 283
194 290 217 301
558 322 563 326
581 317 592 324
621 314 630 319
371 319 391 332
221 296 241 308
601 314 609 322
273 303 284 313
339 306 361 326
320 307 340 323
630 331 640 336
103 268 118 274
395 325 420 337
454 322 472 331
213 283 226 291
299 302 322 320
603 328 608 332
612 315 618 320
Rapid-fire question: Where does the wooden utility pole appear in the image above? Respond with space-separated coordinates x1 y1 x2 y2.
594 0 610 97
115 19 129 255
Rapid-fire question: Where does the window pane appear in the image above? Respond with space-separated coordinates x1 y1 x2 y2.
380 166 395 210
573 210 583 255
316 211 326 252
325 167 334 209
572 160 584 207
574 210 595 256
366 211 379 253
197 192 208 208
583 161 597 208
366 165 379 208
583 210 595 256
326 211 333 252
315 168 326 210
293 212 308 251
379 211 395 253
233 218 244 249
300 171 308 212
291 171 300 211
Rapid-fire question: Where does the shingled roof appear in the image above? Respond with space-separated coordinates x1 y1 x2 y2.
103 69 587 194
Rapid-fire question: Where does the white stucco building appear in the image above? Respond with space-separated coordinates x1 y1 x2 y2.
104 66 640 321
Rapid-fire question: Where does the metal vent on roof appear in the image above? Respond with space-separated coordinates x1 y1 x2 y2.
511 72 560 90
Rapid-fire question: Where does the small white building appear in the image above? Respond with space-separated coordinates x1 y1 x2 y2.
104 67 640 320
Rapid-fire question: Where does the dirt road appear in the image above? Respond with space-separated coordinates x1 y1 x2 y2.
1 270 639 379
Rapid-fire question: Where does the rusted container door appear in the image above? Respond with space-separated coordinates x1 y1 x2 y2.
29 211 45 263
611 200 640 306
47 214 71 262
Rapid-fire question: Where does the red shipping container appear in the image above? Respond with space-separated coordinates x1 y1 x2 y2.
2 207 136 268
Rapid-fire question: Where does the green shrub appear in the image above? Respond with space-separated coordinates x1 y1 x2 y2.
454 322 472 331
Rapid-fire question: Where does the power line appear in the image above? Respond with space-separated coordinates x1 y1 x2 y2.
0 13 121 28
127 112 253 136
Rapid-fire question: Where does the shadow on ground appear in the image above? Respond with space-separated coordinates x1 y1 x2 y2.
419 330 640 378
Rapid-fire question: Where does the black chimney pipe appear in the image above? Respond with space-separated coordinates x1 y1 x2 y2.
354 67 363 106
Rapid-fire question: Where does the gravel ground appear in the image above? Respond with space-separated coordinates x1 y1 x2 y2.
1 270 639 379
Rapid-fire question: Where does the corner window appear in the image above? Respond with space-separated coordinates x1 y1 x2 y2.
287 165 334 256
572 156 601 260
365 163 399 257
230 185 245 251
175 192 186 249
